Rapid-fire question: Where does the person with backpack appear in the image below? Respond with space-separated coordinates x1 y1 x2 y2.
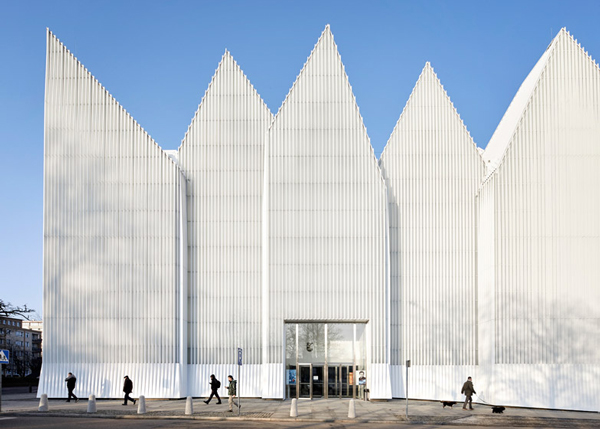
204 374 222 404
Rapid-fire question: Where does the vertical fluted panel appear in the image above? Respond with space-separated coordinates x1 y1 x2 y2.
478 29 600 411
484 29 600 365
263 26 390 398
379 63 484 367
41 31 186 398
178 52 273 367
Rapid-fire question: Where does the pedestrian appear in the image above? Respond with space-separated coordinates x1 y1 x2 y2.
122 375 136 405
65 372 78 403
226 375 240 412
461 376 476 410
204 374 222 404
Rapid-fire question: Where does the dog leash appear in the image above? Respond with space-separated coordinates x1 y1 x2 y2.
474 392 498 408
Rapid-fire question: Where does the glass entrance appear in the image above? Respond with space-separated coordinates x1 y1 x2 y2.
327 364 355 398
312 365 324 397
285 322 366 400
299 365 311 398
298 364 324 399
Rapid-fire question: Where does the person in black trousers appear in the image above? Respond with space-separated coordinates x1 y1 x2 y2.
122 375 136 405
65 372 78 402
204 374 222 404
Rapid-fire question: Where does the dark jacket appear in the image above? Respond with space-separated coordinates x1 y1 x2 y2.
461 380 475 396
123 377 133 394
210 378 220 391
65 375 76 390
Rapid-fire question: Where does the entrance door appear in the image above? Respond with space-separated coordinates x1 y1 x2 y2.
298 364 324 399
327 364 355 398
312 365 324 398
299 365 311 398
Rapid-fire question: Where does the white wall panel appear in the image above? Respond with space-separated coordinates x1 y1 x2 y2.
478 29 600 412
390 364 479 401
187 364 263 397
379 63 484 368
38 363 184 399
263 26 390 398
178 52 272 374
41 30 187 398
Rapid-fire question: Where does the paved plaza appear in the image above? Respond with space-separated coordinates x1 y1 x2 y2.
1 387 599 427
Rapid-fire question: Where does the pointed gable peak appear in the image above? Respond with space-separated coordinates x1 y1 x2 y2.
179 47 272 150
419 61 438 80
315 23 336 50
380 62 479 162
414 62 444 94
216 49 235 69
273 25 344 120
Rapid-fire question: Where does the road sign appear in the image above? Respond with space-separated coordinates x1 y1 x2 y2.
237 348 242 366
0 349 6 412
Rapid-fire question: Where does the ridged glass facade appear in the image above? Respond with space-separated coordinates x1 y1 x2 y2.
40 27 600 411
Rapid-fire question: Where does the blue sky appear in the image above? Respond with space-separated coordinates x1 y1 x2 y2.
1 0 599 317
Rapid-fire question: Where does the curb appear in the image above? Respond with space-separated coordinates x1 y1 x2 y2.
5 412 600 427
3 413 396 424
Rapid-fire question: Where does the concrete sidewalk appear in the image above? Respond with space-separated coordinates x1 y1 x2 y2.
2 388 599 426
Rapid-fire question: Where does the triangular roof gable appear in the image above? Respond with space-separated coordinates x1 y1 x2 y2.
179 50 272 149
46 29 180 170
270 25 379 166
380 62 482 163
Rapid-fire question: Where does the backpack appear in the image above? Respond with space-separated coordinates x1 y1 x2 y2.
215 378 221 389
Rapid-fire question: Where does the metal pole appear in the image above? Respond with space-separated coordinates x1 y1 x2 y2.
237 363 240 416
405 359 410 418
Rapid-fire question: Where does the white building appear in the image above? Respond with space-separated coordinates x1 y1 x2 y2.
379 62 485 399
40 27 600 411
477 28 600 411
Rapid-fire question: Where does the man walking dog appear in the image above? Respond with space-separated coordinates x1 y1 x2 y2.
461 376 476 410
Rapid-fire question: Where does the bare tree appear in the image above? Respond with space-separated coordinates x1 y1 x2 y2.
0 299 35 319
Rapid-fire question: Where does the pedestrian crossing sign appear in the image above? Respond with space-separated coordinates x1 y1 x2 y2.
0 349 9 364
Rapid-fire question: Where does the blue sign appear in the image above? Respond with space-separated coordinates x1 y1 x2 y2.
0 349 9 364
237 348 242 366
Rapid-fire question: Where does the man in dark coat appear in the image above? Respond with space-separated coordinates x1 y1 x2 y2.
123 375 136 405
65 372 78 402
204 374 222 404
461 376 476 410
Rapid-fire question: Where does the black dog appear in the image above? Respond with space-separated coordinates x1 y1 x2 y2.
491 406 505 414
442 401 457 408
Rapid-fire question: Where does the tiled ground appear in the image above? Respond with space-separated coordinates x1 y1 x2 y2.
2 389 599 426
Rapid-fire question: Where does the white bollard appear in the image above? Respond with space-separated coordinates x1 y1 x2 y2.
348 399 356 418
87 395 97 413
290 398 298 417
137 395 147 414
38 393 49 412
185 396 193 415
